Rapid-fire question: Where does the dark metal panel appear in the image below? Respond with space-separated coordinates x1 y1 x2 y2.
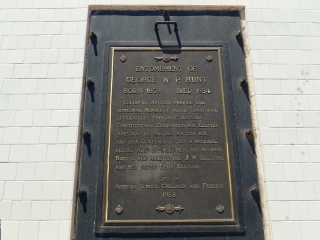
74 9 264 240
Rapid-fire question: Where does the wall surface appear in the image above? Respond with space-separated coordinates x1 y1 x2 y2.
0 0 319 240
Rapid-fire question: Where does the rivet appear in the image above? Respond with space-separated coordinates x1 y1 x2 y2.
236 31 242 40
245 130 254 139
83 131 91 138
87 79 94 87
90 31 97 39
78 187 87 198
250 185 259 197
240 79 248 87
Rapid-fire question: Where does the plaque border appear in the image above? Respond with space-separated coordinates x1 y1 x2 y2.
90 40 246 235
104 47 236 225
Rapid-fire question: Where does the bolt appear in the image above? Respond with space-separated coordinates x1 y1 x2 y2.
236 31 242 40
87 79 94 87
250 185 259 197
83 131 91 138
245 130 254 139
162 10 169 17
90 31 97 39
240 79 248 87
78 187 87 198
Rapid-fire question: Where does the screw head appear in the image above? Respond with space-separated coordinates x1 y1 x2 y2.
206 55 213 62
120 55 127 62
216 204 225 213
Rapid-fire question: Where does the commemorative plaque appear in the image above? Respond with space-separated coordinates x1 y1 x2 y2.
105 47 236 224
75 9 264 239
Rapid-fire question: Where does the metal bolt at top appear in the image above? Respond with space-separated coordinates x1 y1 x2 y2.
162 10 170 17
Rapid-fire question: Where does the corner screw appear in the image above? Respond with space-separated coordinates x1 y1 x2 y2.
236 31 242 40
83 131 91 138
216 204 225 213
78 187 87 198
240 79 248 87
245 130 254 139
120 55 127 62
206 55 213 62
90 31 97 39
87 79 94 87
115 205 124 214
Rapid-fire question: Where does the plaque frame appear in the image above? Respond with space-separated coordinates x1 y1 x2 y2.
103 47 238 226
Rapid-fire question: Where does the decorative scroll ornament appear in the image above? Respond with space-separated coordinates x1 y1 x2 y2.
120 55 127 62
206 55 213 62
154 55 178 63
216 204 224 213
115 205 123 214
156 204 184 214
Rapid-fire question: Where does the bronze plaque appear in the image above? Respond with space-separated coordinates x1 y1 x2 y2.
105 47 236 225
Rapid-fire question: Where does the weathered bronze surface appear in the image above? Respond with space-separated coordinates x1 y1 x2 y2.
105 47 236 224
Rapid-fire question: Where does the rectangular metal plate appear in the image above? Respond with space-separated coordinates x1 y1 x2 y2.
76 10 264 239
105 47 236 225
